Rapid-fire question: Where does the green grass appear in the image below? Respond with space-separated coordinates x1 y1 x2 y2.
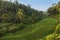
0 17 58 40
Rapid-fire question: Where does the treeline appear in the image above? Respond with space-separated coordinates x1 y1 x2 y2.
48 2 60 16
0 0 47 37
41 1 60 40
47 1 60 23
0 0 45 23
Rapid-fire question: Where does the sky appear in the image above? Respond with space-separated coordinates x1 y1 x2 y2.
12 0 59 11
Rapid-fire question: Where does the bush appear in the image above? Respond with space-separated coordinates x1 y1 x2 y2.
55 24 60 34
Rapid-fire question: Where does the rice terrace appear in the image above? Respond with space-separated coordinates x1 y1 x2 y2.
0 0 60 40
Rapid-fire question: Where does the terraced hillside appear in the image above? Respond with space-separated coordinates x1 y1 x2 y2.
0 17 58 40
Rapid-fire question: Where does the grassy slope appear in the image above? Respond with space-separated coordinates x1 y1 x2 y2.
0 17 58 40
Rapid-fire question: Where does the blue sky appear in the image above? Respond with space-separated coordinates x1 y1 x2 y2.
13 0 59 11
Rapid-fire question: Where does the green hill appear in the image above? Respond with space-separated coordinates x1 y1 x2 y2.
0 0 60 40
0 17 58 40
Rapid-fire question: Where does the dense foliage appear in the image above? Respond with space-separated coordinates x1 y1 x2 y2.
0 0 47 37
0 0 60 40
0 0 45 23
47 2 60 16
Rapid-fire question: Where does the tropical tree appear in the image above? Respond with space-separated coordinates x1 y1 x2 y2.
16 8 25 22
54 24 60 34
48 2 60 16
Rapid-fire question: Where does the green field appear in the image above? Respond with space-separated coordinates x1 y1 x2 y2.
0 17 58 40
0 0 60 40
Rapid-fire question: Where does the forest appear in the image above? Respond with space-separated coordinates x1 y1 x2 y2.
0 0 60 40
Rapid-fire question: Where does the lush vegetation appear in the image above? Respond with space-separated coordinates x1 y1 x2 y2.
0 0 60 40
0 0 45 23
0 17 58 40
